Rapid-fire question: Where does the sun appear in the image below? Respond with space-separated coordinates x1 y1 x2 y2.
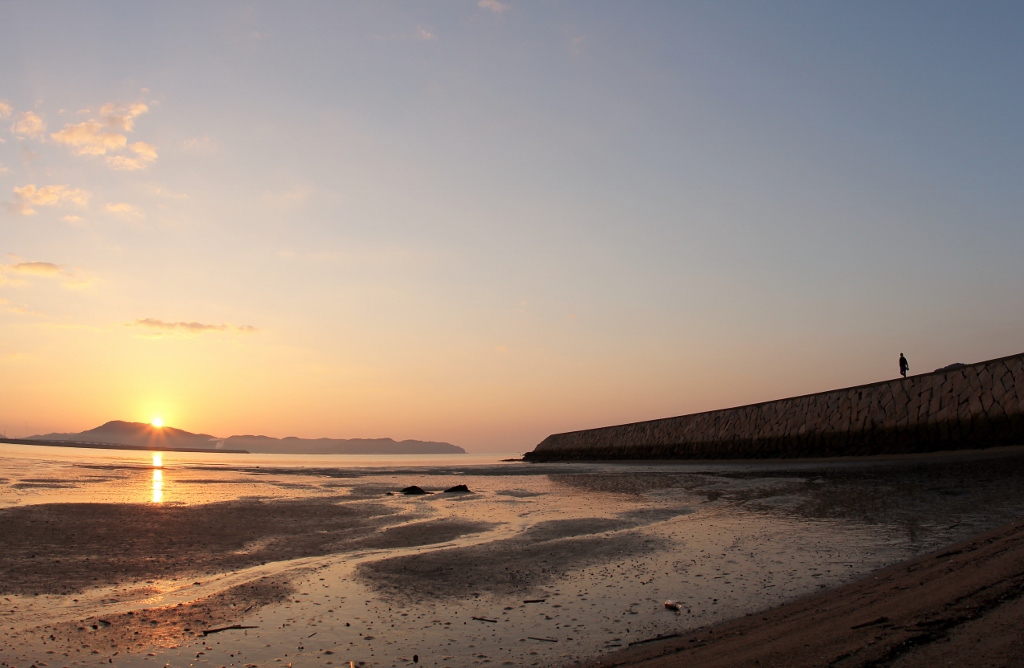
151 417 164 428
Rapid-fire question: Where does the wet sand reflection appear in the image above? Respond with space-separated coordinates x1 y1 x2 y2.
151 453 163 503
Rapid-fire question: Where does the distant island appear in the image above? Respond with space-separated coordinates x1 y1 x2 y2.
21 420 466 455
220 434 466 455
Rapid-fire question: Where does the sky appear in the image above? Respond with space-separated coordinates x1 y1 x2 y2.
2 2 1023 452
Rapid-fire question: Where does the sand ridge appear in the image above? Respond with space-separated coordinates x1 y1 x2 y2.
592 519 1024 667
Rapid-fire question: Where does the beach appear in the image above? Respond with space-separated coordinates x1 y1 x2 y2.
2 444 1024 667
594 518 1024 667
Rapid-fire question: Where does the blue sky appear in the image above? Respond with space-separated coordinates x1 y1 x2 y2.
2 2 1022 450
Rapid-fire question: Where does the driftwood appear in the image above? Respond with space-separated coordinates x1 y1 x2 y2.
629 633 681 646
201 624 258 636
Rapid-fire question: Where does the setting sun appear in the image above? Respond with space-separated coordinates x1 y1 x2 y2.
151 417 163 428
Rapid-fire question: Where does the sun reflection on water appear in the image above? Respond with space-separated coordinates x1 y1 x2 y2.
151 469 163 503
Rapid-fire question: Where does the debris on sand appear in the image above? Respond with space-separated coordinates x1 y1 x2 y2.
444 484 471 493
629 632 681 646
400 486 428 495
664 600 682 611
202 624 259 635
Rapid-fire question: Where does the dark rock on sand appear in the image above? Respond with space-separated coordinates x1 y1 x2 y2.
400 485 428 495
444 484 471 493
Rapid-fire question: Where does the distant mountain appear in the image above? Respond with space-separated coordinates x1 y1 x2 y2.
29 420 466 455
32 420 218 449
221 435 465 455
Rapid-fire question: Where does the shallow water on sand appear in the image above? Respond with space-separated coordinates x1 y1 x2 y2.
0 444 516 507
2 444 1024 667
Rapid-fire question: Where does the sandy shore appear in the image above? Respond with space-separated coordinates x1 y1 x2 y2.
593 518 1024 668
0 497 496 596
4 445 1024 666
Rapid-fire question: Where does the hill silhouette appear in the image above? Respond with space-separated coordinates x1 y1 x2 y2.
221 434 466 455
32 420 218 450
30 421 466 455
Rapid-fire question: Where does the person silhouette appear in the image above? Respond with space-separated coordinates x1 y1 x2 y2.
899 353 909 378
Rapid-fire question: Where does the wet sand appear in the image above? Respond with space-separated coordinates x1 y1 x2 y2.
2 444 1024 667
594 518 1024 667
0 499 495 595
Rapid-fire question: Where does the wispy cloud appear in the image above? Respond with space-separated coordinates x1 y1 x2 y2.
478 0 509 13
51 120 127 155
130 141 157 161
130 318 258 336
106 141 158 170
417 26 436 40
568 35 585 57
99 102 148 132
8 261 61 276
8 184 91 215
261 185 313 208
141 182 189 199
50 101 157 170
182 135 217 153
106 202 141 216
0 102 11 119
0 297 31 314
11 112 46 138
0 260 95 290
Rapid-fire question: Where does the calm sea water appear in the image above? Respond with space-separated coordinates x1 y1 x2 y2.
0 442 518 506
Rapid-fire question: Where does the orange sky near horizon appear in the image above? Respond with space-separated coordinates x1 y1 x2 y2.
3 4 1024 452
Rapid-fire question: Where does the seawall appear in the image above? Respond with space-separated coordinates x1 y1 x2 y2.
525 352 1024 461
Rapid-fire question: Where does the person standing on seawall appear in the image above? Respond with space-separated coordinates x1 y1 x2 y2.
899 353 909 378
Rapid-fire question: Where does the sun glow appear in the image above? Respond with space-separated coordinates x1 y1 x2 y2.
151 417 164 428
152 453 163 468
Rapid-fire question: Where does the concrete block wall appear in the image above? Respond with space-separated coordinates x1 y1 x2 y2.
525 352 1024 461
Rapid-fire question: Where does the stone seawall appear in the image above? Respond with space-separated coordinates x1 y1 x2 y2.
525 352 1024 461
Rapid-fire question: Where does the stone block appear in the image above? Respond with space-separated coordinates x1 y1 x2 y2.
991 377 1007 404
995 389 1019 419
1013 370 1024 412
